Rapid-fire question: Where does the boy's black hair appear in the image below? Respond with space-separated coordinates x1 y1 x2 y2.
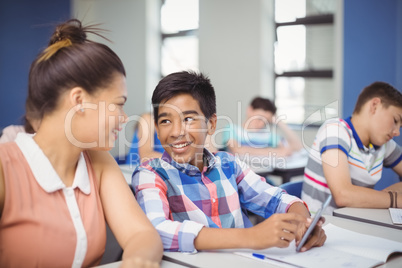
152 71 216 123
250 97 277 114
353 81 402 114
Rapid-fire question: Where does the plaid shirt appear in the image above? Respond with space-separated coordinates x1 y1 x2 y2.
132 150 302 252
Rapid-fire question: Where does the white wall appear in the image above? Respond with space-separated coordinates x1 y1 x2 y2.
199 0 275 147
72 0 161 157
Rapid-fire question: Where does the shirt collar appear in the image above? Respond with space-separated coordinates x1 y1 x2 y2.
344 116 379 152
161 148 217 176
15 132 91 194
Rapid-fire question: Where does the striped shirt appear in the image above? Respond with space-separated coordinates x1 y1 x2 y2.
132 150 302 252
302 117 402 214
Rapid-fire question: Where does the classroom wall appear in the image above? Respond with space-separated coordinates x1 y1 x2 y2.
343 0 402 187
71 0 161 158
199 0 275 148
0 0 70 129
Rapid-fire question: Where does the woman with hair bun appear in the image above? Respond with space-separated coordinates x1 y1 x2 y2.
0 19 163 267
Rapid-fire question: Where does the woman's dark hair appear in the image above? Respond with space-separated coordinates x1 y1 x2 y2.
151 71 216 123
353 81 402 114
250 97 277 114
27 19 126 120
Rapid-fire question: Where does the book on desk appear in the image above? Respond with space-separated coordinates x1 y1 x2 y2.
333 207 402 230
232 223 402 268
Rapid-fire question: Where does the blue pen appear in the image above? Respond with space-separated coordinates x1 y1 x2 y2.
252 253 304 268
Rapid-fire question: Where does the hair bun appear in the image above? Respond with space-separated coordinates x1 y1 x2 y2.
49 19 87 45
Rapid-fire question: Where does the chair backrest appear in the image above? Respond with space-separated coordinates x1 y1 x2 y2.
280 180 303 198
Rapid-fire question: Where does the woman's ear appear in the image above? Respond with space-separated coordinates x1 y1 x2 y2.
207 114 217 135
69 87 85 112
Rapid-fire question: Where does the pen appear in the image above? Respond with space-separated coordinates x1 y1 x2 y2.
252 253 305 268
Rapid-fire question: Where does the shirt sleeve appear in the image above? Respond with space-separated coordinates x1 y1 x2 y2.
132 166 204 252
317 120 352 156
383 139 402 168
233 156 302 218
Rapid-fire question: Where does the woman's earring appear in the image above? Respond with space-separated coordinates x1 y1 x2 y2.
77 104 84 113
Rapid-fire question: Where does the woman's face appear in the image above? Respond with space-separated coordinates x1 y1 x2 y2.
69 73 128 151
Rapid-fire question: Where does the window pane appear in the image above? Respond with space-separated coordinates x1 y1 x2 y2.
161 36 198 76
275 78 338 124
275 77 305 123
275 25 306 73
161 0 199 33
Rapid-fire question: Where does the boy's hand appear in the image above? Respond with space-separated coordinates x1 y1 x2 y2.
248 213 308 249
295 216 327 252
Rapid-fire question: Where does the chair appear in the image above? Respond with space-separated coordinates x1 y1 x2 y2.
280 180 303 198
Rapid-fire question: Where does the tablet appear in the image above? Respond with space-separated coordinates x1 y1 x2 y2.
296 195 332 252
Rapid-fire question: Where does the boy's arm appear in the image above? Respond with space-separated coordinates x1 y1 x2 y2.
276 120 303 152
194 212 309 250
322 149 400 208
382 161 402 192
132 168 204 252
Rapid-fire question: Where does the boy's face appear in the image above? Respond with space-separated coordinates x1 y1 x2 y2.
370 103 402 146
245 107 274 130
155 93 216 170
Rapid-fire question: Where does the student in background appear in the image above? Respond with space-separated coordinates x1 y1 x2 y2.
0 19 162 267
126 112 217 165
132 71 326 253
223 97 303 157
302 81 402 214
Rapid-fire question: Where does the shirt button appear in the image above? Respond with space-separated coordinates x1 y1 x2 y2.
212 198 216 203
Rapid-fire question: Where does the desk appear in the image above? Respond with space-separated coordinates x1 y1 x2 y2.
163 215 402 268
333 207 402 230
240 150 308 184
97 259 186 268
99 214 402 268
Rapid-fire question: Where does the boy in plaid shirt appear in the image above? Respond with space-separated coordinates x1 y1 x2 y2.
132 71 326 253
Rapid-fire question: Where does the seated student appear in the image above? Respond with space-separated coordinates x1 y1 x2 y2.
132 71 326 253
223 97 303 157
126 112 218 165
0 19 162 267
302 81 402 214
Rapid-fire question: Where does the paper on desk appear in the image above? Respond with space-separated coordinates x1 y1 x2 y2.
233 223 402 268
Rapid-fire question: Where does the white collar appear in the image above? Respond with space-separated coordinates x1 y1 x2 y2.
15 133 91 194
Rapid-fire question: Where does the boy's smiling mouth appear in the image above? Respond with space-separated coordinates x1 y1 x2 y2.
170 141 193 149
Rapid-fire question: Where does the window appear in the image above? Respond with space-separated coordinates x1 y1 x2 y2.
274 0 337 124
161 0 199 76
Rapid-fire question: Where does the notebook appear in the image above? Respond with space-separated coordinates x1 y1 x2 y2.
233 223 402 268
389 208 402 225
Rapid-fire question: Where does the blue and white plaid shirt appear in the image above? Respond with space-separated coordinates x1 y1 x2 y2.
132 149 302 252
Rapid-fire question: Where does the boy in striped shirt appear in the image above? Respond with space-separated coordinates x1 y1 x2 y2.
132 71 326 253
302 81 402 214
